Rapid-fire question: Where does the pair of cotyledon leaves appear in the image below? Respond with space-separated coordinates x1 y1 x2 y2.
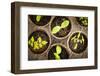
54 45 62 60
52 20 70 34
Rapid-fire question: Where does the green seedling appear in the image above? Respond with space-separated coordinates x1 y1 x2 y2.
53 45 62 60
71 32 85 50
51 19 70 34
28 36 48 50
79 17 88 26
54 53 60 60
36 15 42 22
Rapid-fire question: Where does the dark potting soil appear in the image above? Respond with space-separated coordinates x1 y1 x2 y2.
28 30 50 54
48 45 69 60
29 15 51 26
51 16 71 37
69 32 88 54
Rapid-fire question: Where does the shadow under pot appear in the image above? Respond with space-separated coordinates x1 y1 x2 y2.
48 44 69 60
68 32 88 54
51 16 71 38
76 17 88 27
28 30 50 54
29 15 51 26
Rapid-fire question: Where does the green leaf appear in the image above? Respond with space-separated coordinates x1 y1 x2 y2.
38 37 42 43
56 45 62 54
84 22 88 26
30 43 33 47
28 36 34 46
51 26 61 34
82 36 84 44
74 43 78 49
77 32 80 38
34 41 39 50
31 36 34 42
42 41 48 45
61 20 69 28
79 17 84 20
38 43 43 48
36 15 42 22
54 53 60 60
71 35 76 41
73 38 77 43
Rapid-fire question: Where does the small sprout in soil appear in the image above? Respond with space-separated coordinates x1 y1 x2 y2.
36 15 42 22
51 19 70 35
79 17 88 26
53 45 62 60
54 53 60 60
71 32 85 50
28 36 48 50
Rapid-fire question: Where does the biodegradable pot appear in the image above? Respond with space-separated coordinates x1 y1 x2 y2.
48 43 69 60
76 17 88 27
29 15 51 26
51 16 71 39
28 30 50 54
68 31 88 54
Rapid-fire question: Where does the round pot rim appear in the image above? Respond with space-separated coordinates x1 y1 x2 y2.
29 16 52 27
28 28 51 54
67 31 88 54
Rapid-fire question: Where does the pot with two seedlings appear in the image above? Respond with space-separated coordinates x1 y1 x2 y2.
51 16 71 39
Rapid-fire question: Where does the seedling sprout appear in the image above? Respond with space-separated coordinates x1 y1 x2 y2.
53 45 62 60
51 20 70 34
